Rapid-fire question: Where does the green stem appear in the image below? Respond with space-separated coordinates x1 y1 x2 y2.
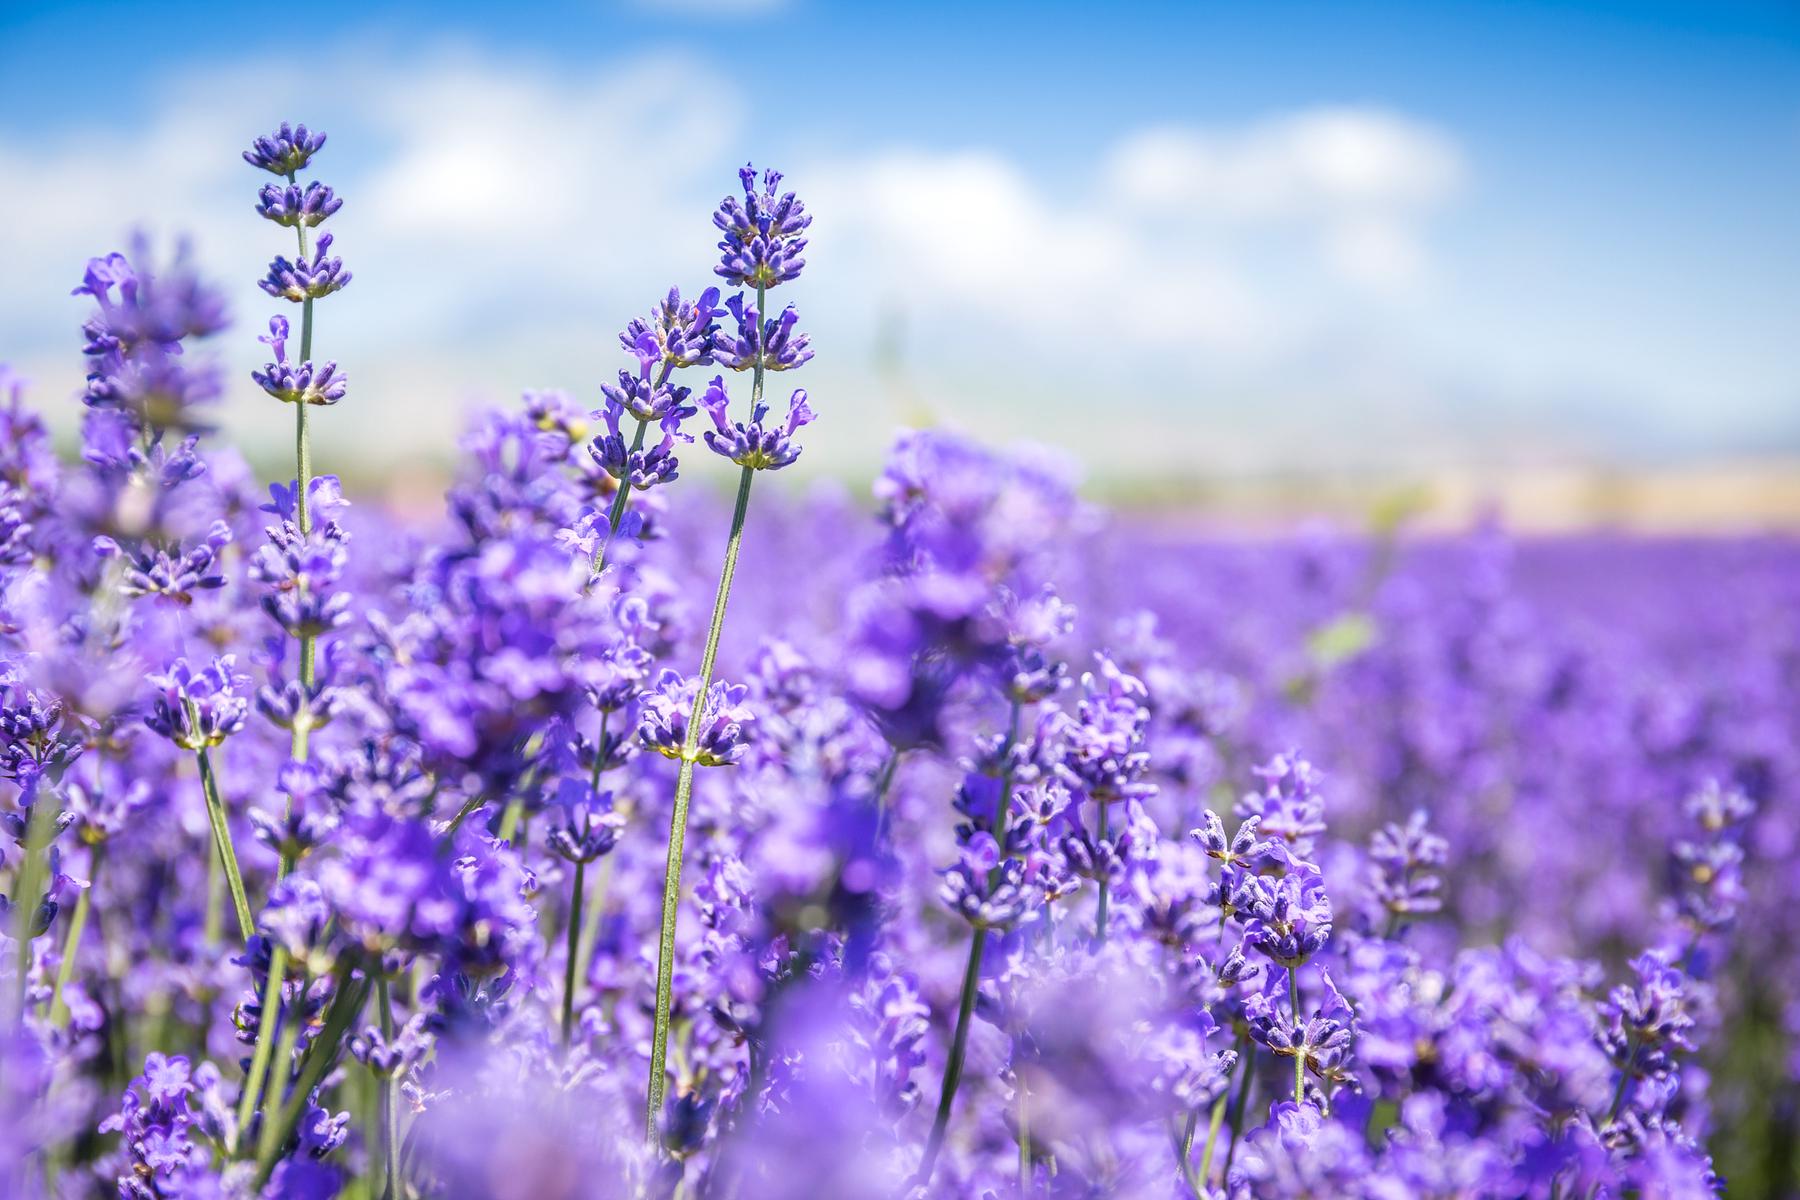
254 965 310 1163
1017 1074 1032 1195
234 944 290 1151
1197 1035 1244 1186
917 925 987 1184
10 798 54 1018
256 960 369 1187
919 701 1023 1187
442 794 487 837
196 748 254 944
378 976 401 1200
645 463 757 1141
283 193 317 880
1094 801 1111 944
593 417 650 575
1289 970 1305 1105
48 846 101 1027
561 859 586 1047
1170 1116 1203 1198
497 797 525 844
1222 1035 1255 1182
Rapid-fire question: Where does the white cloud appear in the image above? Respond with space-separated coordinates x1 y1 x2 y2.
0 51 1482 473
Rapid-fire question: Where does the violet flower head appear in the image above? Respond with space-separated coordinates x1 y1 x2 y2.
712 296 814 373
1239 861 1334 968
253 315 348 406
590 399 684 490
621 285 724 370
638 668 756 767
600 366 694 424
714 163 811 289
143 655 250 750
244 121 328 175
256 181 343 228
260 231 352 302
698 375 815 471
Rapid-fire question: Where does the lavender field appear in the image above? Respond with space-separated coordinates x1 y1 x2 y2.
0 116 1797 1200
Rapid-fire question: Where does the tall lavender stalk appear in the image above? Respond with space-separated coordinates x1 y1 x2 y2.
643 164 814 1140
245 121 351 876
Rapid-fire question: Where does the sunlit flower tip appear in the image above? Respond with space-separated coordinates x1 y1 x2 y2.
255 181 343 228
243 121 328 175
713 163 810 289
259 232 352 302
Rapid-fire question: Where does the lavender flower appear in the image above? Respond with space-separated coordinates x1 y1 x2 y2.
253 316 347 406
244 122 328 174
697 376 815 471
143 656 249 750
714 163 811 289
639 669 755 767
256 181 344 227
259 231 352 302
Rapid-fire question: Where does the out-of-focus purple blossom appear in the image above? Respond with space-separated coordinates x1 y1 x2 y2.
544 778 624 863
1370 809 1448 928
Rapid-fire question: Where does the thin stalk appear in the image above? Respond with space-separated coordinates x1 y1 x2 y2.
1222 1038 1255 1182
196 748 254 944
1017 1074 1032 1195
871 749 901 843
1196 1034 1244 1186
561 859 586 1047
254 965 310 1163
917 925 987 1184
919 700 1023 1186
1094 801 1111 944
10 797 55 1018
234 944 290 1151
1289 971 1304 1105
378 976 401 1200
1604 1037 1640 1125
441 793 487 837
1170 1116 1203 1198
497 797 524 844
645 461 756 1140
48 846 101 1027
282 186 317 880
593 417 650 575
256 960 369 1187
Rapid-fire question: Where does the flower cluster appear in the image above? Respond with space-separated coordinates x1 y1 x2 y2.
0 122 1795 1200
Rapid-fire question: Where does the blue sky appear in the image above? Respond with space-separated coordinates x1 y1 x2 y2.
1 0 1797 479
